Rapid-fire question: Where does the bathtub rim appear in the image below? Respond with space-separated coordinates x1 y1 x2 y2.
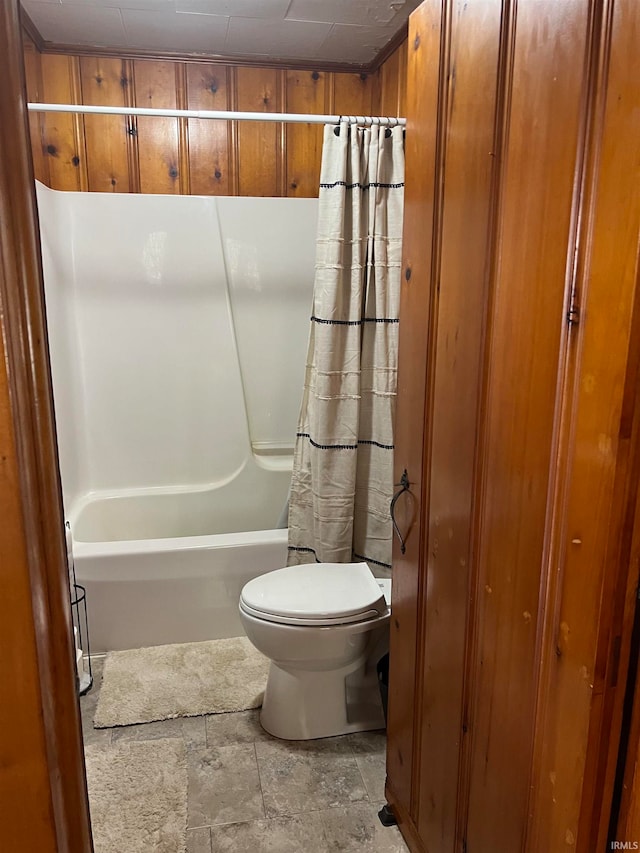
71 526 288 559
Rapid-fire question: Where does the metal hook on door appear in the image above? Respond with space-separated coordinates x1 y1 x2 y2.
390 469 410 554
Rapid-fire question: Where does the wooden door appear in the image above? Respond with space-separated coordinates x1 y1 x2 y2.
386 1 640 851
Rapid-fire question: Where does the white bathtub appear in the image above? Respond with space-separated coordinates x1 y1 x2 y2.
37 186 317 653
71 456 291 652
74 526 288 653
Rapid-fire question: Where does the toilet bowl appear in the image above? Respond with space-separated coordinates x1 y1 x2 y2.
239 561 391 741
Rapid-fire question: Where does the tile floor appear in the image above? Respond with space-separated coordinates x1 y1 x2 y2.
81 657 408 853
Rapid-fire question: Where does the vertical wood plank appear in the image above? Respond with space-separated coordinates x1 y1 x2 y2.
236 66 280 197
529 1 640 848
68 56 89 192
285 69 325 197
379 44 402 116
333 71 375 118
397 41 408 117
415 2 503 849
175 63 190 195
133 59 180 194
40 54 84 191
465 3 592 849
22 40 48 185
385 1 442 838
79 56 130 192
186 63 231 195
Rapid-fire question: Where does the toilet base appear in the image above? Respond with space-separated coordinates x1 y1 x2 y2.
259 658 386 740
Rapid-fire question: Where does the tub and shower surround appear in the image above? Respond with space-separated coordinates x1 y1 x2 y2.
36 184 318 650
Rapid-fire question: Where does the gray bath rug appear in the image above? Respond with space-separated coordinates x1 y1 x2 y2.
85 738 187 853
94 636 269 728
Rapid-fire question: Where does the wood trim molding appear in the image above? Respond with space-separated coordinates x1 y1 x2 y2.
20 15 407 76
39 42 376 73
20 6 43 51
0 2 92 851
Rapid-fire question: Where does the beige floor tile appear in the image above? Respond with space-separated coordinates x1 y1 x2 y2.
355 754 387 803
205 709 272 747
255 736 368 818
320 803 409 852
209 812 326 853
187 827 212 853
347 730 387 756
187 743 264 829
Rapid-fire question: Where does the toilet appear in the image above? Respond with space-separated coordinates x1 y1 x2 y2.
239 561 391 741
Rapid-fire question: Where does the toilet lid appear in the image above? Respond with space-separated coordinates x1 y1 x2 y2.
240 561 387 625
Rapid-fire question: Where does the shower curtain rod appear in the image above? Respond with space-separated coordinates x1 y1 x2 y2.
27 102 406 126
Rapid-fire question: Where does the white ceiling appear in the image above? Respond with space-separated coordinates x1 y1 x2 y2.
22 0 420 65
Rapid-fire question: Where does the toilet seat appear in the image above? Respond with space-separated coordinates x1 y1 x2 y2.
239 561 387 627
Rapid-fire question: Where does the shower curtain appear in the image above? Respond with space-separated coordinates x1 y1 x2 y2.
287 121 405 572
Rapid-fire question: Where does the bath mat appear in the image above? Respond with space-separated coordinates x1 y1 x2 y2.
85 738 187 853
94 636 269 728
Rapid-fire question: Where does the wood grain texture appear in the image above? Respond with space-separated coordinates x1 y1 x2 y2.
80 56 131 192
1 2 92 850
415 2 502 849
236 66 280 197
388 2 640 853
41 54 86 191
24 44 407 198
386 1 441 833
379 41 408 118
133 60 181 194
186 63 232 195
529 1 640 849
22 35 48 185
465 3 592 848
285 70 326 197
333 71 375 119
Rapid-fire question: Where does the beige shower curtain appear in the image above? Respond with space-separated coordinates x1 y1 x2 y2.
287 121 405 573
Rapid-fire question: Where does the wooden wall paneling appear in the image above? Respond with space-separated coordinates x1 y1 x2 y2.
1 3 92 849
185 63 232 195
464 3 593 850
385 2 442 844
0 271 58 852
527 1 640 848
22 38 49 185
79 56 131 192
174 63 190 195
40 54 87 191
379 41 407 117
235 66 280 197
396 42 408 119
378 45 400 116
333 71 375 119
415 2 503 849
132 59 181 194
24 45 409 198
284 70 325 197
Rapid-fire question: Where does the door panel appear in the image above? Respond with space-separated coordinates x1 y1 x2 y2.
387 2 640 851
